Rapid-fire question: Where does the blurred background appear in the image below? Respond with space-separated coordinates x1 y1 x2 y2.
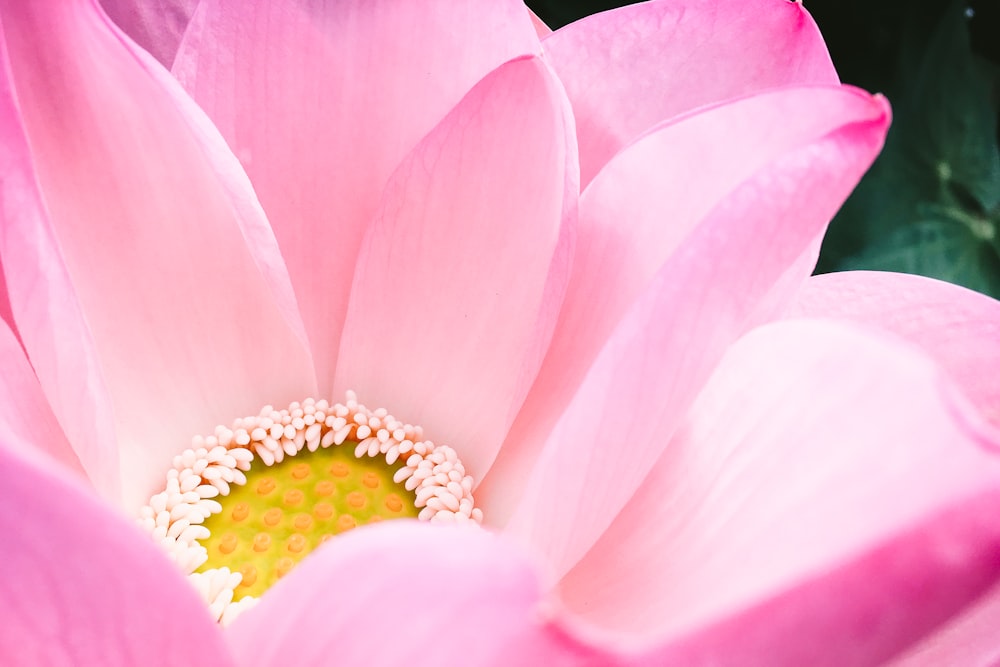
527 0 1000 298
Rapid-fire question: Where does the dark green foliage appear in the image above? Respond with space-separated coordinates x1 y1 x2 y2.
816 0 1000 297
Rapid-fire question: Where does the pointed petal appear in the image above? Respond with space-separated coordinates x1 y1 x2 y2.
501 96 890 567
228 522 612 667
481 87 890 525
0 0 315 507
789 270 1000 428
0 320 85 478
0 439 233 667
0 24 120 497
889 582 1000 666
561 320 1000 666
99 0 199 66
333 56 576 480
544 0 838 184
173 0 541 393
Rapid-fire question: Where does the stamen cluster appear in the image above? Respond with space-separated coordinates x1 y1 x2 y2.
139 391 481 623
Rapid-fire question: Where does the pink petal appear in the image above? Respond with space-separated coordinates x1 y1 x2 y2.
558 320 1000 665
501 96 889 566
890 581 1000 666
634 490 1000 666
0 0 315 507
543 0 838 185
0 25 121 498
0 320 85 479
333 56 576 480
481 88 890 525
99 0 199 66
227 521 613 667
0 439 233 666
173 0 541 393
0 255 12 333
789 270 1000 428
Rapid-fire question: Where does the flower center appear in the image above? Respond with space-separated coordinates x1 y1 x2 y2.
139 392 481 624
198 442 418 601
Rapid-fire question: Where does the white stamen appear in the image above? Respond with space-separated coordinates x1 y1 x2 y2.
385 445 400 466
140 392 481 626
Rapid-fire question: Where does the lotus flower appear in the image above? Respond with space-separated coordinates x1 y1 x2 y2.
2 0 1000 664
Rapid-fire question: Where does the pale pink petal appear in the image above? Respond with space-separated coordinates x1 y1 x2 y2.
481 88 890 525
501 98 889 565
543 0 838 185
333 56 576 480
0 0 315 507
789 270 1000 428
0 439 233 667
0 27 120 498
99 0 199 66
173 0 541 393
631 490 1000 666
559 320 1000 666
0 320 85 479
890 581 1000 666
227 522 613 667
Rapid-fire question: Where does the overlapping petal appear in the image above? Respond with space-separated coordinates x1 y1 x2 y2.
481 86 889 514
560 319 1000 665
789 270 1000 428
99 0 198 66
333 56 576 480
0 0 315 506
0 438 232 667
172 0 541 393
503 99 888 568
890 581 1000 666
542 0 839 184
0 21 120 497
6 0 986 664
228 522 615 667
0 321 84 478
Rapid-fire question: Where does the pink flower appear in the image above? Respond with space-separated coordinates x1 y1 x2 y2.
1 0 999 664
